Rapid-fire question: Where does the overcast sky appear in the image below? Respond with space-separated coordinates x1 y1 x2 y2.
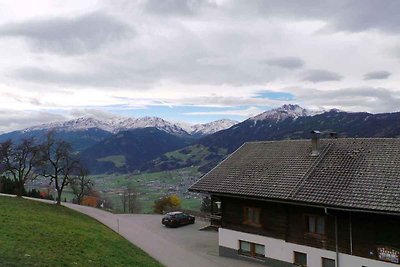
0 0 399 132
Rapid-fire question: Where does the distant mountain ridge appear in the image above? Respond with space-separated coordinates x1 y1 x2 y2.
20 116 238 137
144 104 400 174
249 104 324 121
4 104 400 175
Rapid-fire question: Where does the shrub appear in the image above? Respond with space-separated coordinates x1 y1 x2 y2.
0 176 25 195
153 194 181 214
26 189 41 198
81 196 98 207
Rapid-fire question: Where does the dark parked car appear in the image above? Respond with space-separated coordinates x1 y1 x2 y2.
162 211 195 227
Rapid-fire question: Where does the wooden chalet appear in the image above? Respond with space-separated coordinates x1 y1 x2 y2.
189 133 400 267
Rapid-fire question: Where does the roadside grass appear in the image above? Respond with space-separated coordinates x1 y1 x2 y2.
0 196 163 267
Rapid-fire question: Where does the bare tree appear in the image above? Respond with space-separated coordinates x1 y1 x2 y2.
120 190 127 213
40 131 80 205
70 165 93 205
127 185 139 213
120 183 140 213
0 138 41 196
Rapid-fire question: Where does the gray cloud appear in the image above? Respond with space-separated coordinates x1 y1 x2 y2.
363 70 391 80
0 110 66 133
11 66 157 88
223 0 400 33
144 0 215 16
302 69 343 83
0 12 134 55
264 57 304 69
69 109 120 120
294 87 400 113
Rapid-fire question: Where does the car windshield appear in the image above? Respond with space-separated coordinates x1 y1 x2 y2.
166 213 182 218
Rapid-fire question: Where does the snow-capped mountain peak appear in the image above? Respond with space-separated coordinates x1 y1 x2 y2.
23 117 115 133
20 116 238 137
249 104 323 121
190 119 238 136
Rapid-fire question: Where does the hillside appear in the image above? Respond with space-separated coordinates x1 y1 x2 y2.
199 109 400 153
79 127 192 174
144 105 400 173
0 128 112 152
0 196 163 267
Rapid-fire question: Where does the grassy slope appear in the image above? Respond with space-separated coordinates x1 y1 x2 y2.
97 155 127 168
146 144 227 172
0 197 163 267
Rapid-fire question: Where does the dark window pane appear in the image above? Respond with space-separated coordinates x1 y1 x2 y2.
244 207 260 226
255 244 265 257
308 216 316 233
317 217 325 234
239 240 265 258
247 208 252 222
253 209 260 224
322 258 335 267
240 241 251 252
294 251 307 266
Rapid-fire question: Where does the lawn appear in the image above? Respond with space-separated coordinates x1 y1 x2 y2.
0 196 163 267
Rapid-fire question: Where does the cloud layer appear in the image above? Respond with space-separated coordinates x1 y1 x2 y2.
363 70 391 80
0 0 399 131
0 12 133 55
302 69 343 83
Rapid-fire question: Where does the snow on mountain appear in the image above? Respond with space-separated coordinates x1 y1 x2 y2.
190 119 238 136
23 117 115 133
21 116 238 137
117 117 189 136
249 104 323 121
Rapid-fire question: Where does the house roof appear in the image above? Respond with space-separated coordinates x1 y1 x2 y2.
189 138 400 214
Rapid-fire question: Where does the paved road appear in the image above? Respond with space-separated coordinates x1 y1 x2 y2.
63 203 264 267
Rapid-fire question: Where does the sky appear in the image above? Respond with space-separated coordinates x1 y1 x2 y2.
0 0 399 132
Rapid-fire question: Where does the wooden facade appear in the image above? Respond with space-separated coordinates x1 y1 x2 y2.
218 195 400 264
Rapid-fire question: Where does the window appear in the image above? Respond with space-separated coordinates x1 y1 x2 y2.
306 215 325 235
322 257 335 267
239 240 265 258
243 207 261 226
294 251 307 266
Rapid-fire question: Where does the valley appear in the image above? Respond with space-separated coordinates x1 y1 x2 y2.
91 167 202 213
3 104 400 215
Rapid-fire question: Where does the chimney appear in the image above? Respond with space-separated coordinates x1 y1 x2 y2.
330 132 338 139
311 130 321 156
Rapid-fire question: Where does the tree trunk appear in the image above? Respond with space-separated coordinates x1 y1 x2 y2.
15 180 25 197
56 189 62 205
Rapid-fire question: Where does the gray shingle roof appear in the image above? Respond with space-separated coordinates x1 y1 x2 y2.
189 138 400 214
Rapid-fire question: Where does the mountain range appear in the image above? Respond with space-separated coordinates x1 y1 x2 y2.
21 116 238 137
0 116 238 152
145 104 400 173
1 104 400 174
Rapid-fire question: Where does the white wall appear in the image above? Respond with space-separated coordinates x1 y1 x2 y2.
219 228 399 267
